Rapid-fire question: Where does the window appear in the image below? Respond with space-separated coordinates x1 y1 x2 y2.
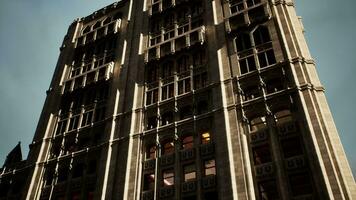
147 115 157 129
258 49 276 68
182 135 194 149
193 51 206 66
57 166 69 182
252 144 272 165
162 140 175 155
253 26 271 46
235 33 252 52
147 65 159 83
239 55 256 74
146 145 157 159
183 164 196 181
266 77 284 94
161 83 174 100
197 100 208 115
161 111 173 125
193 72 207 90
201 131 211 144
94 106 106 122
179 106 192 120
258 180 279 200
45 167 55 186
87 160 97 174
177 56 189 73
72 163 84 178
275 109 293 125
249 116 266 132
281 137 303 158
146 88 158 105
178 78 191 95
247 0 261 7
163 170 175 186
143 174 155 190
243 85 260 100
230 0 244 14
68 115 80 131
289 173 313 196
56 119 68 135
81 110 93 127
204 159 216 176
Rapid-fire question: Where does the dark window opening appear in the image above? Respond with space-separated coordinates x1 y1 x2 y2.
236 33 252 52
182 135 194 150
161 111 174 125
147 115 157 129
143 174 155 190
146 145 157 159
258 180 280 200
252 144 272 165
162 140 175 155
281 138 303 158
289 173 313 196
72 163 84 178
239 56 256 74
180 106 192 120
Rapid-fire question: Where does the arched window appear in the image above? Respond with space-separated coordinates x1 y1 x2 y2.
235 32 252 52
162 140 175 155
253 26 271 46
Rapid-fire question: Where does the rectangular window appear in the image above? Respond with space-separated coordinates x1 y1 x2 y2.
163 170 175 186
230 0 244 14
281 137 303 158
81 110 93 127
193 72 207 90
68 115 80 131
258 49 276 68
252 144 272 165
162 83 174 100
258 180 279 200
201 131 211 144
178 78 191 95
56 119 68 135
143 174 155 190
146 89 158 105
289 173 313 196
204 159 216 176
239 55 256 74
183 164 196 182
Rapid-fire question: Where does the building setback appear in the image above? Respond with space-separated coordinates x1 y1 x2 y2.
0 0 355 199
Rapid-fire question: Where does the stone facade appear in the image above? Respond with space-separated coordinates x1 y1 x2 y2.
0 0 355 199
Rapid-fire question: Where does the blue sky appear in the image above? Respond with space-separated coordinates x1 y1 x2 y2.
0 0 355 177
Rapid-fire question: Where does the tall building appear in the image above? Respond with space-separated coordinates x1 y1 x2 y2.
0 0 355 199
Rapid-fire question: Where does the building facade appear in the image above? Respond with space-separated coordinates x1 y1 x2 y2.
0 0 355 199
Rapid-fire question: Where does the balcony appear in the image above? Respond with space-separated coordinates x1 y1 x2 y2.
160 153 175 166
76 19 121 47
201 175 216 189
63 62 114 93
146 25 205 62
142 190 154 200
255 162 274 178
285 155 306 171
182 180 197 193
225 3 270 33
180 148 195 161
200 142 215 156
159 186 175 198
144 159 156 171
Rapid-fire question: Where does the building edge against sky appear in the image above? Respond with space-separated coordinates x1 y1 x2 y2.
1 0 355 199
